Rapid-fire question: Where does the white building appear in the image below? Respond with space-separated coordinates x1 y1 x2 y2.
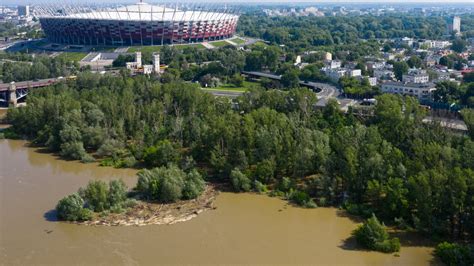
402 69 429 84
374 69 395 80
450 16 461 35
325 60 341 69
126 52 161 75
381 82 436 100
324 52 332 61
17 5 29 17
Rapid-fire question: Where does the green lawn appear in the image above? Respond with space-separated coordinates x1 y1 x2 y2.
128 43 205 53
128 46 161 53
230 38 246 45
203 81 261 93
56 52 87 62
210 41 232 48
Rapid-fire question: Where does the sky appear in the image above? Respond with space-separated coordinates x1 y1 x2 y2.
3 0 474 4
0 0 474 6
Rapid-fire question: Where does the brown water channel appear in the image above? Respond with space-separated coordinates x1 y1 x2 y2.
0 140 438 265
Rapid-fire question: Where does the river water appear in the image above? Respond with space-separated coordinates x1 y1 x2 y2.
0 139 438 265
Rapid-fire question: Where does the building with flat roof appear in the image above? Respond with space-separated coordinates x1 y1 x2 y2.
381 81 436 100
17 5 29 17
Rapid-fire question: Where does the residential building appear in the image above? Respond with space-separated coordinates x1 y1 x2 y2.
403 69 429 84
324 60 341 69
381 82 436 100
374 69 395 80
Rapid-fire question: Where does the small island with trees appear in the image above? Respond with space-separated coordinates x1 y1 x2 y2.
56 164 218 226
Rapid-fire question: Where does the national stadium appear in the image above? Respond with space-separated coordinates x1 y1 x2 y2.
37 1 239 46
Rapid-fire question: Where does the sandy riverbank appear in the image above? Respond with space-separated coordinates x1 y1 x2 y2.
75 185 218 226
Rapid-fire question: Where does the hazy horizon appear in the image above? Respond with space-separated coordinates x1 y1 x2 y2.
2 0 474 5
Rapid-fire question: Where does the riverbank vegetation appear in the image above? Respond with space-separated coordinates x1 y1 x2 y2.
5 73 474 249
55 163 211 225
352 214 400 253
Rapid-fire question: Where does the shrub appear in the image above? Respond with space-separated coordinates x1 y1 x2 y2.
435 242 474 266
352 214 400 253
82 180 109 212
254 180 268 194
289 190 317 208
123 198 138 208
80 154 96 163
278 177 292 192
56 193 92 221
136 165 186 203
230 168 251 192
182 169 206 199
60 141 86 160
96 139 124 158
143 140 180 167
108 179 128 207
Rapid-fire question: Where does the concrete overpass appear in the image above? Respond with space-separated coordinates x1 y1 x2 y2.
0 78 59 107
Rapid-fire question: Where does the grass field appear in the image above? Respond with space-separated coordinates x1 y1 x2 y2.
210 41 232 48
203 81 261 93
230 38 246 45
128 43 205 53
56 52 87 62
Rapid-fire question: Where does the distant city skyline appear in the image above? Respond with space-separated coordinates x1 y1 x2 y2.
2 0 474 4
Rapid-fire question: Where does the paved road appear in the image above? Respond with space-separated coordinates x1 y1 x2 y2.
242 71 340 100
201 89 242 98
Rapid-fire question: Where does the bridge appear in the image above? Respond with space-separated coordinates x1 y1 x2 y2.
0 78 59 107
242 71 340 104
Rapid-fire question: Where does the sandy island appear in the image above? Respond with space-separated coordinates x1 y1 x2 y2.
75 185 218 226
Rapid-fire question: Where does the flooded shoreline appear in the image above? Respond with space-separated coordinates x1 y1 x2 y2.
0 139 438 265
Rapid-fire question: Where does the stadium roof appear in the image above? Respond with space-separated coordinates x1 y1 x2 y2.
41 2 237 22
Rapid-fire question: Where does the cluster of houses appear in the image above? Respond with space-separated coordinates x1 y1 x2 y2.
294 36 473 101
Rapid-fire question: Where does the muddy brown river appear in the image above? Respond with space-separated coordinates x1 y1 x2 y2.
0 139 438 265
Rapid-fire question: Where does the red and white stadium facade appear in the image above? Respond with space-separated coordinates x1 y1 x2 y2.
38 2 239 46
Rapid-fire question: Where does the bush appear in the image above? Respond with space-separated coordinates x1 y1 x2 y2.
289 190 317 208
60 141 86 160
352 214 400 253
254 180 268 194
56 193 92 221
182 169 206 200
435 242 474 266
230 168 251 192
80 154 96 163
136 165 186 203
278 177 292 192
143 140 180 167
108 179 128 207
82 180 109 212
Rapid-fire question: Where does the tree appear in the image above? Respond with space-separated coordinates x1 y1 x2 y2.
143 140 180 167
82 180 109 212
407 56 422 69
435 242 474 266
393 61 409 81
108 179 128 207
230 168 251 192
281 69 300 89
182 169 206 199
136 165 186 203
56 193 92 221
352 214 400 253
451 39 467 53
461 109 474 140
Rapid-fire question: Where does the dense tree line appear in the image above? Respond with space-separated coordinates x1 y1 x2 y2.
6 73 474 245
0 54 79 83
238 13 474 51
